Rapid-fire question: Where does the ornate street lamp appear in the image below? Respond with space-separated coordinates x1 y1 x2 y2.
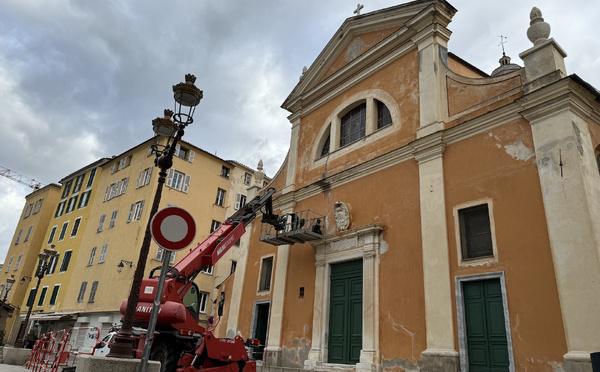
108 74 203 358
14 247 57 348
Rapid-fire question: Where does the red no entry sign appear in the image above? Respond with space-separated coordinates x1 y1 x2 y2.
150 207 196 251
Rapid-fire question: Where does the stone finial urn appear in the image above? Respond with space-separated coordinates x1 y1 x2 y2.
527 7 551 45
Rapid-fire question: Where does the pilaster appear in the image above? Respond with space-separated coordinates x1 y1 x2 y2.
283 119 301 194
527 108 600 368
414 23 450 138
415 138 458 369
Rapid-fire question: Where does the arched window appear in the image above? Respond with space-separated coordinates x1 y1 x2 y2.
340 103 366 147
376 100 392 129
319 124 331 158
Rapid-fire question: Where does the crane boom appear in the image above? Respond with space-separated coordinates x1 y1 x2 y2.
0 165 42 189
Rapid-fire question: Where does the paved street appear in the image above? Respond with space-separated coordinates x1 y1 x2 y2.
0 365 27 372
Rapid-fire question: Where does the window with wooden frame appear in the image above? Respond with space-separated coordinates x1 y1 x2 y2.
58 222 69 241
340 102 366 147
23 226 33 242
14 229 22 245
77 282 87 303
26 288 36 307
60 251 72 272
458 204 494 260
215 188 226 207
376 100 392 129
86 168 97 188
221 166 231 178
109 210 118 229
46 254 59 274
243 172 252 186
73 174 84 194
71 218 81 236
199 291 209 313
87 247 96 266
37 287 48 306
49 285 60 306
48 226 57 244
98 244 108 264
210 220 221 233
88 281 99 303
97 214 106 232
258 256 274 292
166 169 190 193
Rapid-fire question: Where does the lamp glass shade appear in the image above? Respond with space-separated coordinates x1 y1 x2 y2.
152 117 177 137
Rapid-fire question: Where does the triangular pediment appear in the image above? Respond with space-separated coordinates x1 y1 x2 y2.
282 0 456 113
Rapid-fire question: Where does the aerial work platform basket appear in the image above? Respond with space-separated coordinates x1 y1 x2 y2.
260 210 324 245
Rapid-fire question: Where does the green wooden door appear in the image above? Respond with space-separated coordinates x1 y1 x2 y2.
328 260 362 364
463 279 510 372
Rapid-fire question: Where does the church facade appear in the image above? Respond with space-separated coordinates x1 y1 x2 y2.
223 1 600 371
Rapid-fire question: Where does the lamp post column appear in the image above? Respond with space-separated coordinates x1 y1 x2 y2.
108 129 183 358
108 74 202 359
14 248 55 349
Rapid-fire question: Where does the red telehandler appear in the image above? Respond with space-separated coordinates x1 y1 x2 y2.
116 187 285 372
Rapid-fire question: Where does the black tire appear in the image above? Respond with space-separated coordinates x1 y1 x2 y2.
150 339 180 372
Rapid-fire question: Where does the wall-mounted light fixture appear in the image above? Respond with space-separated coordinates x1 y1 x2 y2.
117 260 134 273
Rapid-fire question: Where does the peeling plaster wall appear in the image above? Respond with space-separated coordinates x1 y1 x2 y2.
278 160 424 367
321 26 401 81
447 56 486 79
446 75 522 116
444 118 567 371
295 50 420 189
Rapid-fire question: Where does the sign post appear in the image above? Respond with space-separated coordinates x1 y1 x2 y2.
139 207 196 372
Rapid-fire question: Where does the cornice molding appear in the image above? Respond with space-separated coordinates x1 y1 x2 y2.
312 224 384 249
277 101 525 207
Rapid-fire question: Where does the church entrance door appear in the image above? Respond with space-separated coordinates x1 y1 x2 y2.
327 259 362 365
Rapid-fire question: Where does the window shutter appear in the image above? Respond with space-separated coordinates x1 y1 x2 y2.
138 201 145 220
127 204 134 223
137 170 143 188
175 144 181 158
188 150 195 162
111 163 117 173
235 194 241 210
166 169 174 187
146 168 153 185
183 175 191 193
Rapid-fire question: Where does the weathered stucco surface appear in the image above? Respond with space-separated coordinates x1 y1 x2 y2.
320 26 401 82
295 49 420 190
446 74 522 116
444 119 567 371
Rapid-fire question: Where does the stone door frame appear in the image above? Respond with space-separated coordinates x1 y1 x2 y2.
305 225 382 372
455 272 515 372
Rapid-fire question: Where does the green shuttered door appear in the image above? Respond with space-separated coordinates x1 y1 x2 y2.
328 260 363 364
463 279 510 372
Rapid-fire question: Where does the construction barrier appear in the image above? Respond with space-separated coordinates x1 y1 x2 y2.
25 326 100 372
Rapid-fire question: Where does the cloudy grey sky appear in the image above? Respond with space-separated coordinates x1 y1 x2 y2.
1 0 598 261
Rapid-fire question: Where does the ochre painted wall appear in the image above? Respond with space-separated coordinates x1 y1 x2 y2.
295 49 420 189
444 119 567 371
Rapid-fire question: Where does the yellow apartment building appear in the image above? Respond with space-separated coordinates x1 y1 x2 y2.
56 138 266 347
15 159 108 342
1 137 268 349
210 160 268 339
0 184 61 344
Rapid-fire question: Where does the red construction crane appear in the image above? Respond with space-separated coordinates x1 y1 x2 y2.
115 187 288 372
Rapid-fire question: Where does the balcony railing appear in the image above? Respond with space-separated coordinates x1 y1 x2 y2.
260 210 324 246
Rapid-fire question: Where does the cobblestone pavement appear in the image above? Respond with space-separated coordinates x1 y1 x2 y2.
0 365 28 372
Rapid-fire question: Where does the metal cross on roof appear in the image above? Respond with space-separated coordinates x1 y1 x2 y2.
498 34 508 55
354 3 364 15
